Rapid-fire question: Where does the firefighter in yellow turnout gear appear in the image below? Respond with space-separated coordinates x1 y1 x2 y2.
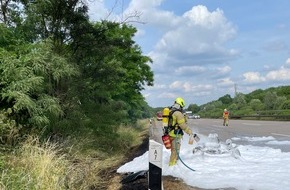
223 108 229 126
168 97 193 166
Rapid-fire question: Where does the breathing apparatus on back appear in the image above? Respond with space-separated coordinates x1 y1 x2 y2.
162 107 170 134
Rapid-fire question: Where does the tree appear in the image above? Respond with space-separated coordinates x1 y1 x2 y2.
246 89 264 102
187 104 200 113
19 0 89 45
213 100 223 109
264 91 278 110
274 96 286 110
0 41 77 127
280 100 290 109
69 21 153 121
1 0 154 137
233 93 246 109
228 103 238 111
276 86 290 98
249 99 264 111
218 94 233 105
0 0 22 25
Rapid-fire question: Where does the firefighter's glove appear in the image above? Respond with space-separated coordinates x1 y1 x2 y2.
184 127 192 135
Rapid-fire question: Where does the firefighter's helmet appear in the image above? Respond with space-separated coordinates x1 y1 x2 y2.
175 97 185 108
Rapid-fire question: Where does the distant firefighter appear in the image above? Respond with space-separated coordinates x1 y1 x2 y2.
223 109 229 126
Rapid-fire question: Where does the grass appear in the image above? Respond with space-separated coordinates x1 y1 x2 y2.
0 119 149 190
1 136 69 190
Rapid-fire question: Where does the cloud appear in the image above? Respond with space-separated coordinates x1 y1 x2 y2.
169 81 183 89
263 58 290 81
128 0 163 9
209 66 232 79
87 1 290 107
126 0 179 28
142 4 240 104
243 72 266 84
157 92 178 99
146 83 167 90
169 81 213 93
153 5 238 67
285 58 290 68
87 0 111 21
266 68 290 81
217 78 235 87
174 66 207 76
90 1 239 71
135 29 145 37
217 66 231 74
243 61 290 84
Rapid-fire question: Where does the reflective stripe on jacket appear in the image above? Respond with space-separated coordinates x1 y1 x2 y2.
169 110 192 137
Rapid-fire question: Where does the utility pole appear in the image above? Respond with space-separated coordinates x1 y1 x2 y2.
234 83 237 97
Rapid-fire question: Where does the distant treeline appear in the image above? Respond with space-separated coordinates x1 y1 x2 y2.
186 86 290 120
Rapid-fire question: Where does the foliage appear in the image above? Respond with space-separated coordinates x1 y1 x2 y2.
1 0 154 136
197 86 290 120
263 91 278 110
69 21 153 122
280 100 290 109
228 103 238 111
275 96 287 109
0 1 154 189
18 0 89 45
245 89 264 102
0 0 23 26
0 41 77 128
231 106 255 116
187 103 200 113
0 23 23 50
249 99 264 111
0 108 21 145
233 93 246 109
218 94 233 105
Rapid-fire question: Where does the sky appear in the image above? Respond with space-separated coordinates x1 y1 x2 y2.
86 0 290 108
117 133 290 190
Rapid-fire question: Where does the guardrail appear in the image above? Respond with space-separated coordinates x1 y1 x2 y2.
230 115 290 120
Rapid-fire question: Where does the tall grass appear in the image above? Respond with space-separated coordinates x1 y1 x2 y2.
0 119 149 189
0 136 103 190
0 136 68 189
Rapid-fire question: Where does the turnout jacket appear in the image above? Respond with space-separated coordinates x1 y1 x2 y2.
168 107 192 138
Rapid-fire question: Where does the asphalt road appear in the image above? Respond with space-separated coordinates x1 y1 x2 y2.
149 119 290 190
187 118 290 152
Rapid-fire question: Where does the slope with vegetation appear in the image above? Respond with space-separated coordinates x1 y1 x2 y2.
186 86 290 120
0 0 154 189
